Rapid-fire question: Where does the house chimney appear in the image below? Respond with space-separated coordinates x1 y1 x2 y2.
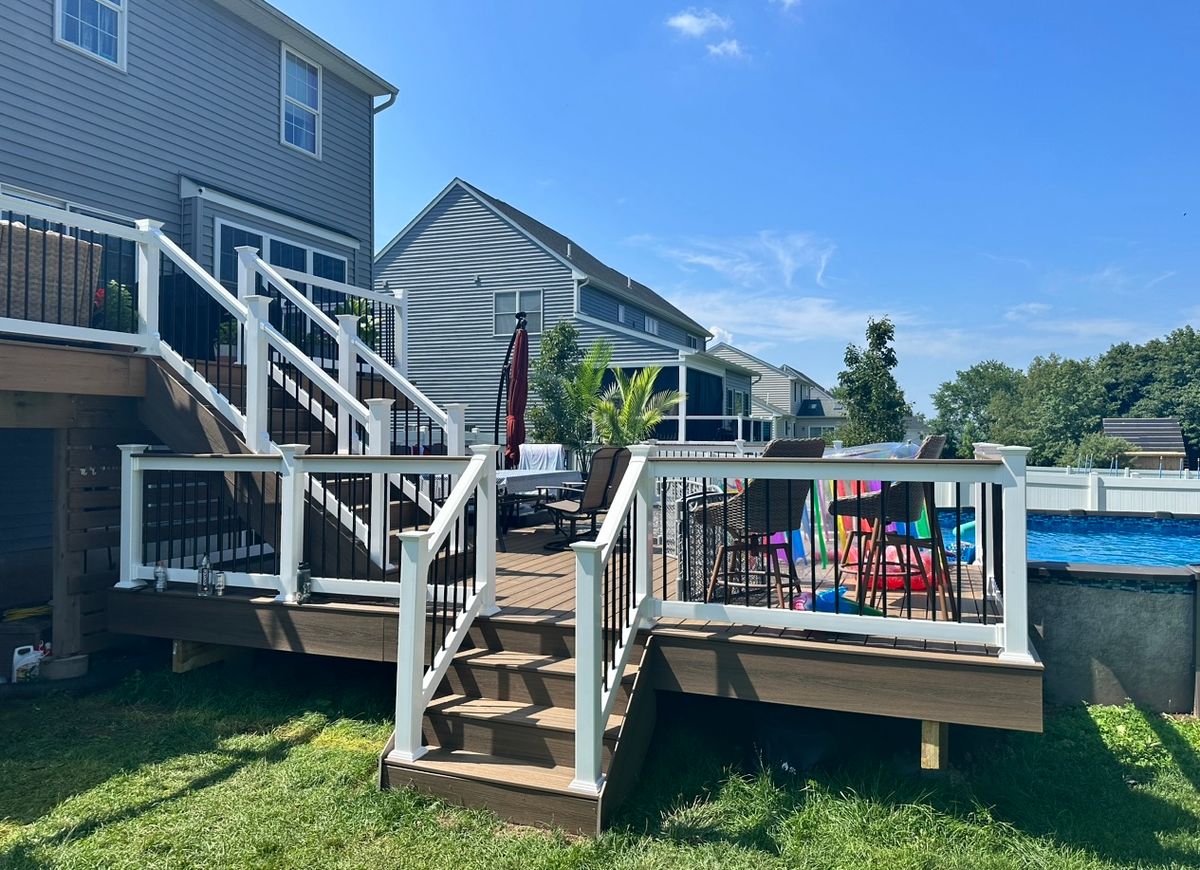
567 242 572 258
626 275 631 288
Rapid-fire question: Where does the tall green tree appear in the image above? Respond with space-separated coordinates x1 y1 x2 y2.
833 317 911 446
990 354 1106 466
592 366 683 447
527 322 584 449
930 360 1025 457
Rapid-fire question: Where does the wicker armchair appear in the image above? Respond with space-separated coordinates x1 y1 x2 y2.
687 438 826 606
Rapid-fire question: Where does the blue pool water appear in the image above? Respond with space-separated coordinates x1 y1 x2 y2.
938 511 1200 568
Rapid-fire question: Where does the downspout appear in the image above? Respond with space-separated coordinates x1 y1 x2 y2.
373 92 398 114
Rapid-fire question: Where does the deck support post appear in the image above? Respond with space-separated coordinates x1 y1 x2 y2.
920 720 949 771
391 285 408 377
242 294 272 453
335 314 359 454
275 444 308 603
365 398 394 568
446 403 467 457
391 531 430 763
997 446 1033 663
569 541 604 796
115 444 149 589
473 445 500 616
632 444 655 628
134 220 163 355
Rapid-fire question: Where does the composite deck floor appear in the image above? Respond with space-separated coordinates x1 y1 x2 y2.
495 524 1001 658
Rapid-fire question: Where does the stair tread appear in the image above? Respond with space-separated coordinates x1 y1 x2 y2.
427 694 623 738
398 748 590 796
453 649 639 680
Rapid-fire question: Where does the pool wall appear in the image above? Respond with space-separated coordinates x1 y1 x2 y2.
1028 563 1200 713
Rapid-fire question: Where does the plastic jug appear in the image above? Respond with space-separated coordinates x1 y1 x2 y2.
12 644 45 682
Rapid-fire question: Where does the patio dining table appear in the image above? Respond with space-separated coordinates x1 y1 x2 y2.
495 468 581 495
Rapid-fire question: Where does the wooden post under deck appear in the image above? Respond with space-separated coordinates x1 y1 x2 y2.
920 720 949 771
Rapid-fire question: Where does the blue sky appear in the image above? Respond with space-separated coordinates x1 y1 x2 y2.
279 0 1199 412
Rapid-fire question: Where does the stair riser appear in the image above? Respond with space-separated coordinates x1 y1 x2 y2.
445 665 633 714
464 622 574 657
424 714 613 768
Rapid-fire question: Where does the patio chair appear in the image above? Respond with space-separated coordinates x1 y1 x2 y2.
828 435 956 618
688 438 827 606
542 446 629 549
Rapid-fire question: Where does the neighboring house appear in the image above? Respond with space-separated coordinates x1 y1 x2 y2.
1102 418 1189 469
0 0 397 290
709 343 847 439
375 178 764 441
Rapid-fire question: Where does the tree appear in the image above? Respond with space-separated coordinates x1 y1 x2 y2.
990 354 1106 466
1055 432 1136 469
527 322 584 450
833 317 911 446
930 361 1025 457
592 365 683 447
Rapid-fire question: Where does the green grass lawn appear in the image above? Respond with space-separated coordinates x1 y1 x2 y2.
3 652 1200 869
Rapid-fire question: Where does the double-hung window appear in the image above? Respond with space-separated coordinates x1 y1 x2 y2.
494 290 543 335
281 47 321 157
56 0 126 70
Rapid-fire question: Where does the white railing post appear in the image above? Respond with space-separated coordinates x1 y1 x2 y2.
446 403 468 457
365 398 394 567
275 444 308 603
569 541 604 795
734 438 746 457
973 442 999 583
631 445 654 623
242 295 271 452
473 444 500 616
1087 471 1102 511
116 444 150 589
335 313 359 454
235 245 260 366
391 531 430 763
392 285 408 377
134 220 162 354
997 446 1033 663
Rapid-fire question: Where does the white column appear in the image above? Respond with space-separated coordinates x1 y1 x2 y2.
632 445 655 626
390 530 430 763
242 295 271 453
569 540 604 796
115 444 150 589
973 442 1000 584
446 403 468 457
365 398 394 568
997 446 1033 663
392 285 409 377
275 444 308 603
335 313 359 454
473 445 500 616
134 220 163 354
235 245 259 366
1087 472 1102 511
676 362 688 442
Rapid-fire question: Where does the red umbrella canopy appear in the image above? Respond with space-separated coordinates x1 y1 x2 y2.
504 324 529 469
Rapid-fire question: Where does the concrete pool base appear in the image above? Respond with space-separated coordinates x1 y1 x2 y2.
1028 562 1200 713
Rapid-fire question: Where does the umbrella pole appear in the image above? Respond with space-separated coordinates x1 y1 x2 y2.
493 312 527 467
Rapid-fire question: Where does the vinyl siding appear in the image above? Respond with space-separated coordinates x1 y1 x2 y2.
579 285 696 347
709 346 794 412
0 0 374 286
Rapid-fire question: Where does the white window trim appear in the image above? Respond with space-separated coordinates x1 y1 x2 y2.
280 44 322 160
645 315 659 336
214 217 348 286
54 0 128 72
493 289 543 337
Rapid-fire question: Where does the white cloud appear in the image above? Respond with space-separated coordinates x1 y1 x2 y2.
706 39 746 59
709 325 736 346
1004 302 1051 321
643 231 836 290
666 8 731 38
771 0 803 9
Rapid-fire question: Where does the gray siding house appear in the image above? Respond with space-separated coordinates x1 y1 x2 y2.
375 178 762 440
709 343 847 439
0 0 396 289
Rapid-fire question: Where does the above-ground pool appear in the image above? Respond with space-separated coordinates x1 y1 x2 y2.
938 510 1200 567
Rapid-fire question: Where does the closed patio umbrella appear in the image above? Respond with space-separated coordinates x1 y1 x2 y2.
503 315 529 469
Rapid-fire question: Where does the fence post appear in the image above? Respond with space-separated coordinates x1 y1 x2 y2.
116 444 150 589
391 531 430 763
631 445 655 624
997 446 1033 663
335 313 359 454
134 220 162 354
242 295 271 452
392 285 409 376
446 403 468 456
365 398 394 567
473 445 500 616
569 540 604 795
275 444 308 602
1087 472 1102 511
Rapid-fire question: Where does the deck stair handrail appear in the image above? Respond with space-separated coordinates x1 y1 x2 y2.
569 445 1033 796
390 444 499 763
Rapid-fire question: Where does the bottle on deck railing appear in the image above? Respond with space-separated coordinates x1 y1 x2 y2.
196 555 212 598
153 562 167 593
297 561 312 605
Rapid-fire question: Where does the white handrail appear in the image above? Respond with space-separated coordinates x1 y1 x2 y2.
272 265 404 308
155 230 248 321
0 193 145 243
254 258 338 337
261 323 370 429
352 336 449 427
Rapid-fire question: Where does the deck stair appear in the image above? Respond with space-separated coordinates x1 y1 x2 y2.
382 617 655 834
